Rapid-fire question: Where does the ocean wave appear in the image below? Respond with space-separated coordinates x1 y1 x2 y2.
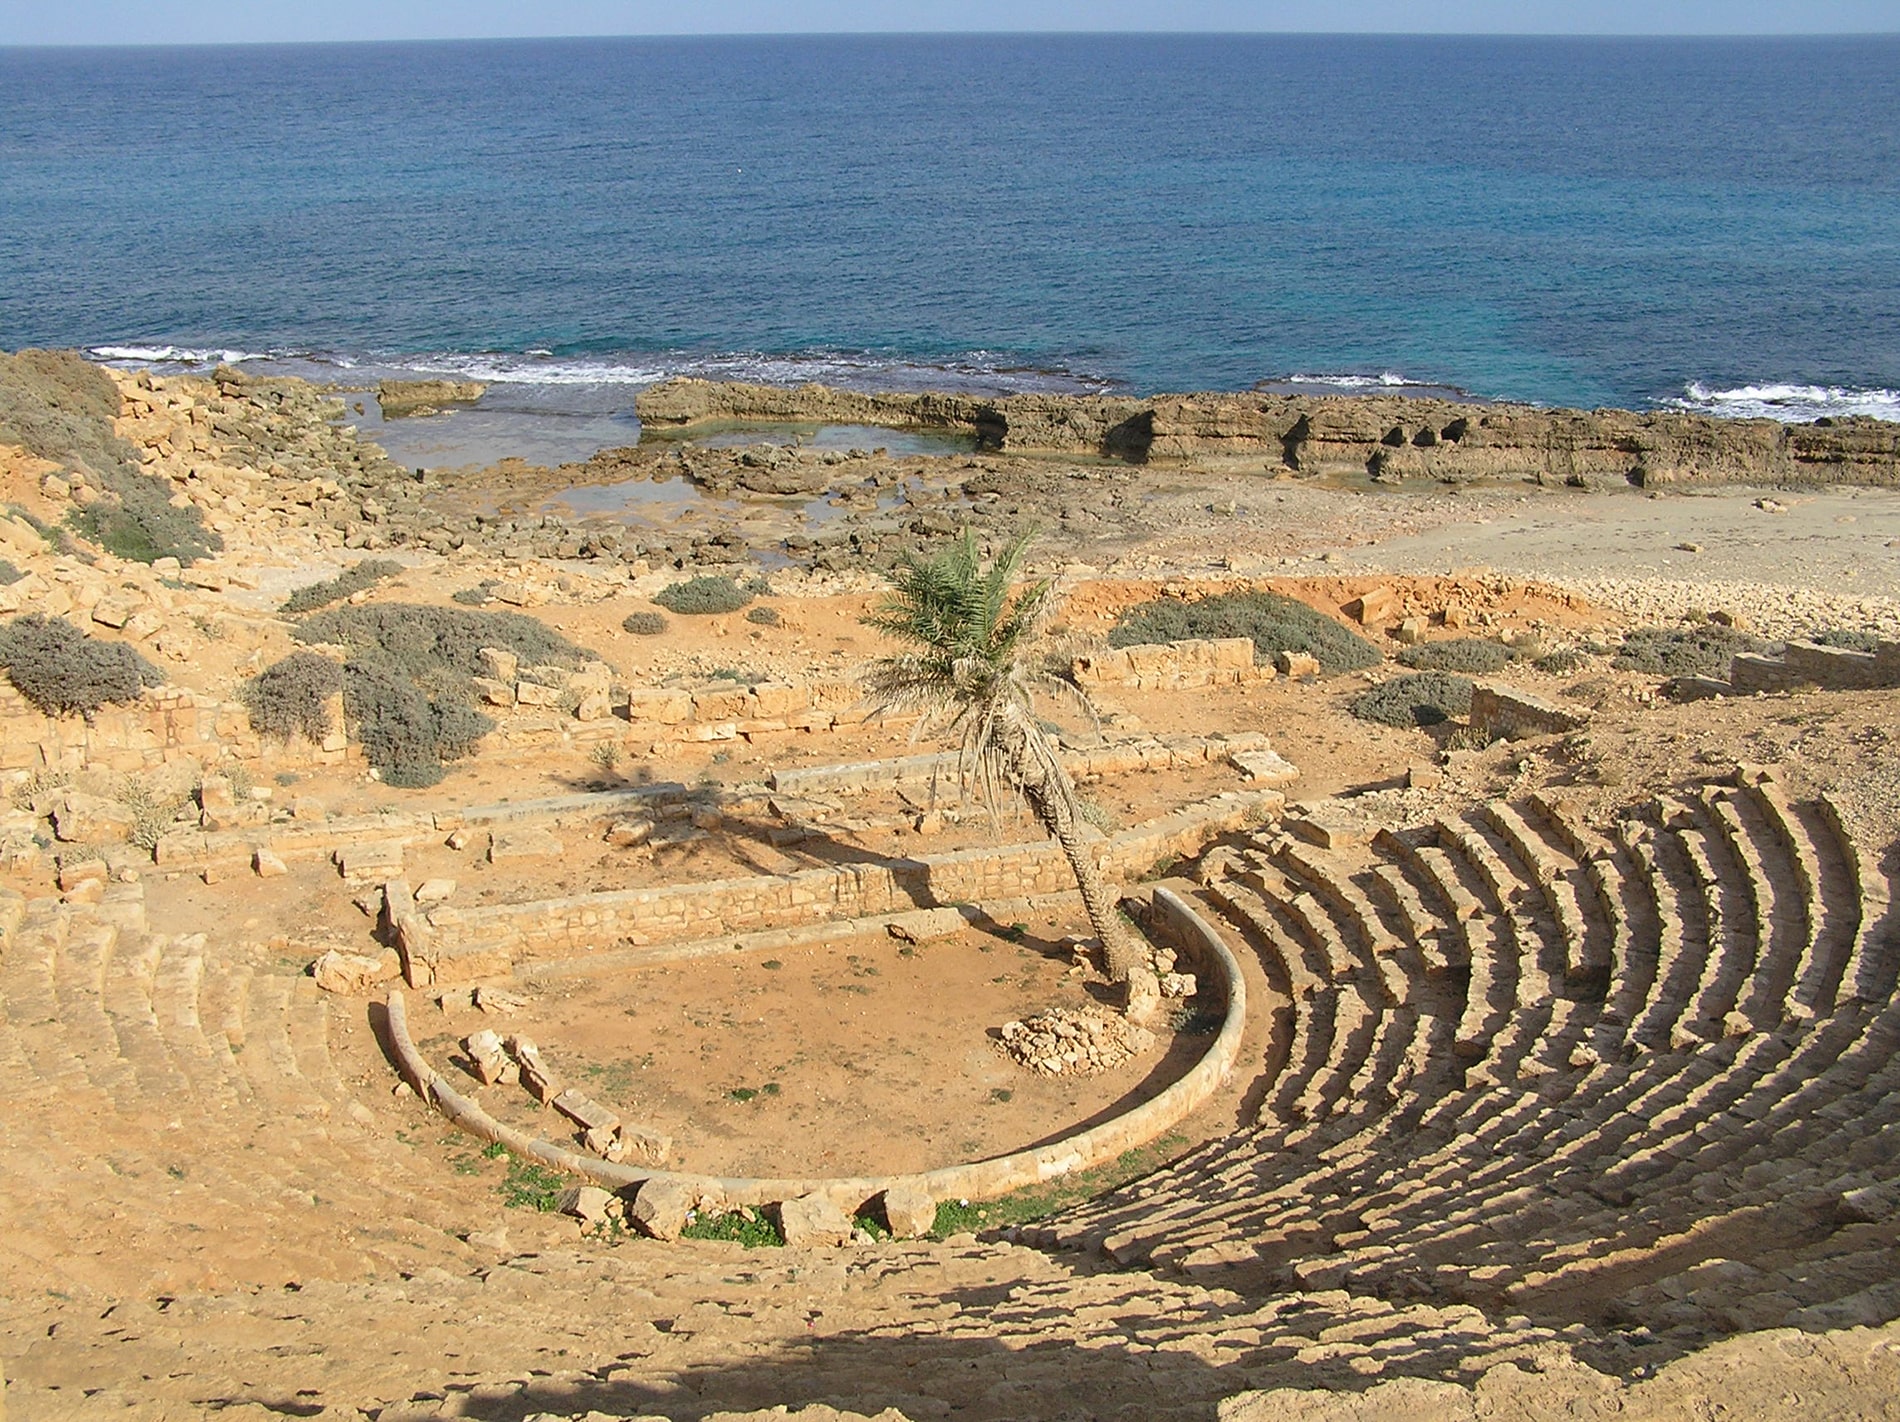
90 343 276 367
1277 370 1432 390
1668 381 1900 423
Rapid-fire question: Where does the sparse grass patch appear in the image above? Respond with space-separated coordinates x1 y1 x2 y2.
682 1207 783 1247
498 1155 570 1212
1349 671 1475 728
655 575 753 616
0 613 163 716
1108 589 1380 673
0 559 20 585
927 1135 1190 1239
744 604 782 627
1397 638 1513 674
621 610 668 635
281 558 402 614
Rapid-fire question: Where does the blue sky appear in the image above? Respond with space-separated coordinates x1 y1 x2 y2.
3 1 1896 45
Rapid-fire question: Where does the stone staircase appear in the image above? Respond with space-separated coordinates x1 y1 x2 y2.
0 882 481 1299
1028 769 1899 1346
1 764 1896 1419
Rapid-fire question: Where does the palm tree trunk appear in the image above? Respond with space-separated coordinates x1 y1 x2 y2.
998 706 1161 1023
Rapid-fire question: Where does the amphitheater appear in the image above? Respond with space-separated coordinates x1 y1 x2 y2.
3 357 1900 1420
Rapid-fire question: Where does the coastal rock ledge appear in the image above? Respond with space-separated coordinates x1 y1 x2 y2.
636 377 1900 488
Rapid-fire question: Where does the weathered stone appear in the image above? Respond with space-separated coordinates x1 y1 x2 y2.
514 679 562 708
253 846 288 878
1228 747 1300 788
56 858 109 892
336 840 406 881
777 1192 855 1248
1275 650 1321 678
311 948 395 995
414 877 457 904
1342 586 1397 626
605 818 653 848
880 1182 937 1239
556 1184 616 1225
476 646 520 684
51 792 137 844
509 1036 561 1104
574 687 613 721
552 1089 621 1135
198 774 237 831
463 1028 509 1084
615 1123 672 1166
629 1178 696 1240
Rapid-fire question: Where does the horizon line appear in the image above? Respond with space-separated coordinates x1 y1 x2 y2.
6 28 1900 50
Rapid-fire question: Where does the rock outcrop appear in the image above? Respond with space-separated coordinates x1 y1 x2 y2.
636 378 1900 487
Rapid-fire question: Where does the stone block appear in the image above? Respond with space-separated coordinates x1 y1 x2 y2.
777 1192 855 1248
51 792 137 844
1342 586 1397 625
616 1123 672 1166
625 688 693 725
472 675 516 707
605 818 653 848
880 1182 937 1239
56 858 108 892
253 846 288 878
477 647 519 683
514 680 562 708
463 1029 509 1084
1275 650 1320 678
691 686 753 721
557 1185 616 1225
574 687 613 721
629 1178 696 1241
310 948 395 995
415 877 457 904
198 773 237 830
749 682 805 717
1227 747 1300 788
552 1088 621 1135
336 840 406 881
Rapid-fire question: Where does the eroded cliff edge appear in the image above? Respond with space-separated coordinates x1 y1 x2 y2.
637 378 1900 488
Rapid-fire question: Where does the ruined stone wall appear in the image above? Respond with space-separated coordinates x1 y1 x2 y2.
1729 638 1900 695
0 682 350 776
423 790 1279 968
1069 636 1266 689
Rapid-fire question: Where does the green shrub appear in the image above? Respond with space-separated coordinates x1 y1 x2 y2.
242 651 344 742
0 559 20 586
744 604 782 627
621 610 668 636
1397 638 1513 674
1612 625 1769 679
1532 648 1587 675
70 472 221 566
654 575 753 616
1812 628 1883 652
1108 590 1380 673
291 603 583 784
281 558 402 614
681 1207 783 1247
0 612 163 716
296 602 587 678
1349 671 1475 728
450 583 494 606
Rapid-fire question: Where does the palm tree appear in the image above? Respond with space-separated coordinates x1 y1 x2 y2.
861 529 1161 1022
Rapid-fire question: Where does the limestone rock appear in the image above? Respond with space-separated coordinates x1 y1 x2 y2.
198 774 237 831
377 378 484 418
777 1192 855 1248
310 948 395 995
556 1185 616 1226
414 877 457 904
253 846 288 878
1275 650 1321 678
629 1178 696 1240
998 1006 1155 1076
879 1183 937 1239
50 792 137 844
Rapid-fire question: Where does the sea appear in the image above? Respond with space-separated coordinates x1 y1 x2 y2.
2 32 1897 463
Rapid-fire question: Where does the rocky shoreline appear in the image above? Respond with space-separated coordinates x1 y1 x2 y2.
638 377 1900 488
